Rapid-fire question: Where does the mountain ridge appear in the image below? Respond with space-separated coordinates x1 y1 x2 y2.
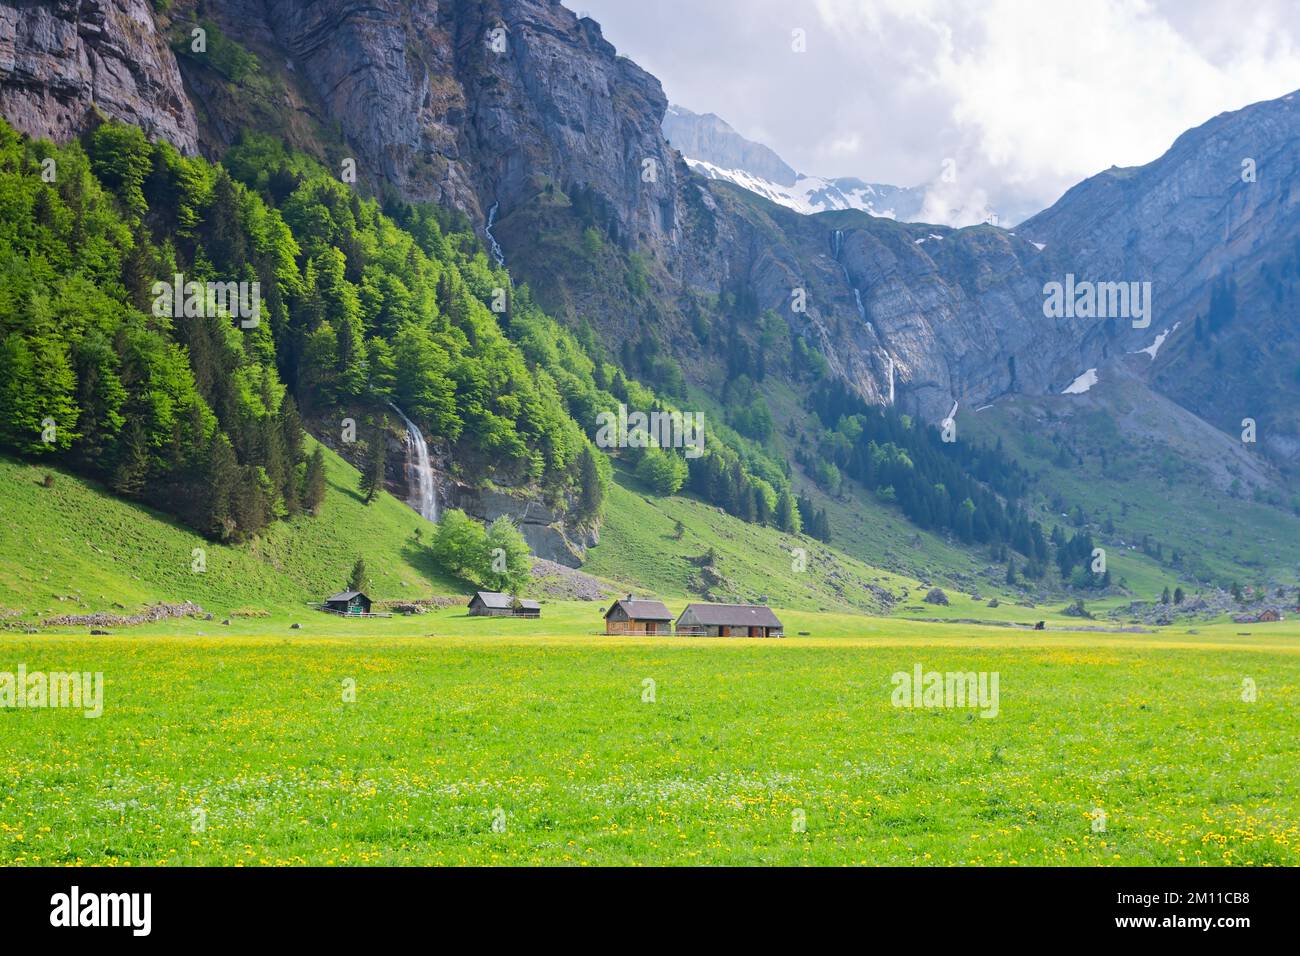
0 0 1295 595
663 102 933 221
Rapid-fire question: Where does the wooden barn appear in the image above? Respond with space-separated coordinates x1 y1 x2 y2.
468 591 541 618
323 591 372 616
1232 609 1284 624
604 596 674 635
675 603 784 638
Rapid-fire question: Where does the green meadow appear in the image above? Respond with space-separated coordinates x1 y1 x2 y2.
1 618 1297 866
2 451 1297 867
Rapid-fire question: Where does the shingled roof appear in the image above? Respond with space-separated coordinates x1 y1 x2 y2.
678 603 783 628
605 598 674 621
472 591 541 610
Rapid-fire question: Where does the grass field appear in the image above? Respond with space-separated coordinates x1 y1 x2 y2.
3 434 1297 868
0 446 459 620
2 616 1297 866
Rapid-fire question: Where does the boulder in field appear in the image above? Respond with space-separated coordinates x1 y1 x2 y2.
924 587 950 606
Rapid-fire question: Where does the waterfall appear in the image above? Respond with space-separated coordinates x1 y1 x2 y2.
389 404 437 522
834 226 894 407
485 201 507 267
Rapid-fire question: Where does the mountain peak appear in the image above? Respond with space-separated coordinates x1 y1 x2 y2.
663 103 798 187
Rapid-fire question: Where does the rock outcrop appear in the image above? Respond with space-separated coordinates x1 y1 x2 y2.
0 0 198 152
453 484 597 568
237 0 680 260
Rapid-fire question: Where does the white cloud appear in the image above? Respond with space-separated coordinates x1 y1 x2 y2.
825 132 861 156
572 0 1300 223
815 0 1300 217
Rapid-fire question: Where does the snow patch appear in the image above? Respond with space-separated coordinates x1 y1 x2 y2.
1061 369 1099 395
684 157 901 219
1130 321 1180 360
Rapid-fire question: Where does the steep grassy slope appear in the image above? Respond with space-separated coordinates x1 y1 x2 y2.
961 374 1300 592
585 466 916 612
0 439 925 624
0 440 461 624
0 431 1194 632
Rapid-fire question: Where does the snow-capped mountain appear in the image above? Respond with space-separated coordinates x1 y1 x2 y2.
664 104 993 224
663 105 924 219
682 156 925 220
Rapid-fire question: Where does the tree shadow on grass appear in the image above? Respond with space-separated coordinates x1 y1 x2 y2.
400 540 467 594
328 473 366 505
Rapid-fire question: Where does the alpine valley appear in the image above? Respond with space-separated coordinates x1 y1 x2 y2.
3 0 1300 876
0 0 1297 620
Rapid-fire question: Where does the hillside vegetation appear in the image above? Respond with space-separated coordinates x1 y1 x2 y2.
961 382 1300 592
0 443 459 623
0 445 920 622
584 467 914 613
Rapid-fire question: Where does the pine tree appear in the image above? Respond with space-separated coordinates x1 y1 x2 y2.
1005 559 1017 586
112 420 150 498
1161 586 1171 604
205 169 247 271
204 433 240 540
775 490 800 534
303 446 327 515
269 395 304 516
231 465 269 540
278 395 305 466
360 424 387 504
577 445 603 520
348 557 368 593
1173 587 1185 605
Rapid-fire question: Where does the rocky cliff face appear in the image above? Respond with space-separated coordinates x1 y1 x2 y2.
0 0 1294 470
674 90 1300 467
0 0 197 152
452 484 598 568
1020 93 1300 466
233 0 681 261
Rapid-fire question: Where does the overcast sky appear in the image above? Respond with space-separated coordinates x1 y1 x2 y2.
565 0 1300 223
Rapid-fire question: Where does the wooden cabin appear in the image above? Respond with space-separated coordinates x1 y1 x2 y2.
604 596 674 635
675 603 784 638
324 591 372 616
468 591 541 618
1232 609 1284 624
